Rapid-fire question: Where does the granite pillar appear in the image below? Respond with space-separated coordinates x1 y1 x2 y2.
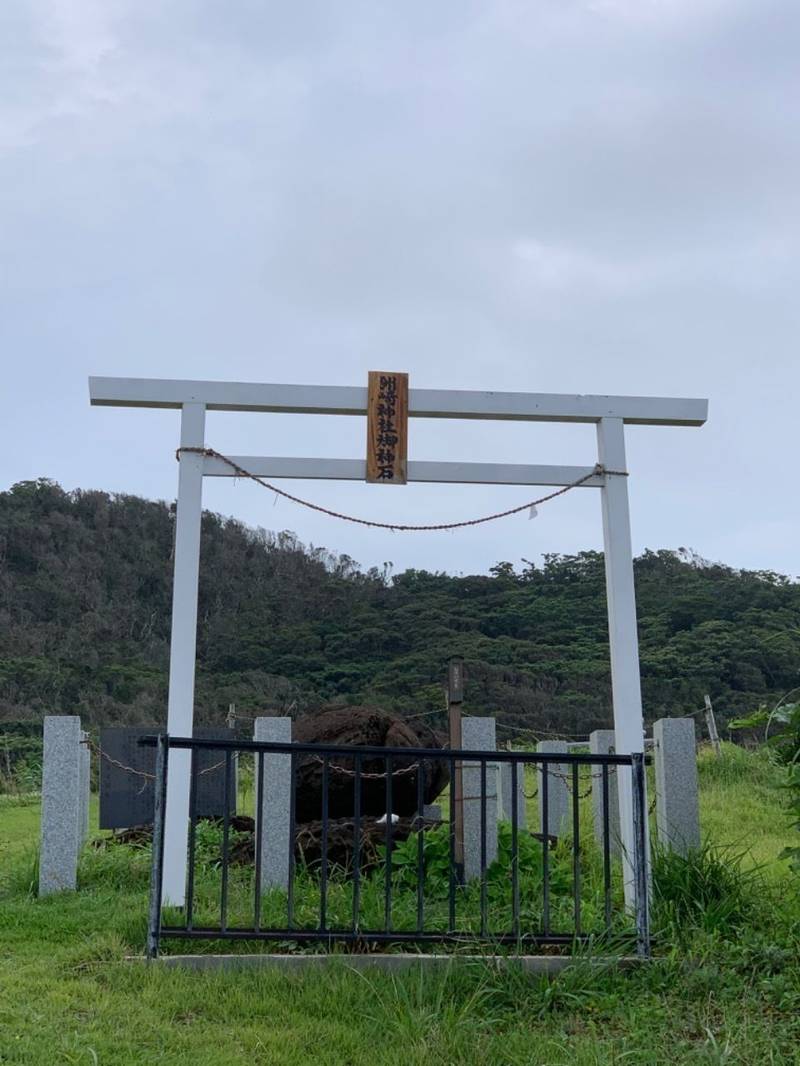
254 717 293 892
653 718 700 855
590 729 620 857
537 740 569 838
462 717 498 881
39 716 83 896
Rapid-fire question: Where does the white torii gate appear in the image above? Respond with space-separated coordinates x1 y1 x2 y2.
89 376 708 907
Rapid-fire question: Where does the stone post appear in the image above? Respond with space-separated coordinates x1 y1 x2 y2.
39 716 83 896
462 717 498 881
498 759 527 828
537 740 569 838
653 717 700 855
590 729 620 857
254 717 293 892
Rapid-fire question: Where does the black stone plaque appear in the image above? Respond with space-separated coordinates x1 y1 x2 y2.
99 727 238 830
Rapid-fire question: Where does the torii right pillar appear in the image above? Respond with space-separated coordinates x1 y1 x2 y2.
597 416 648 909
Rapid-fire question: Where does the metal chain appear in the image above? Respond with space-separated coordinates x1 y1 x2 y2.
495 724 594 744
84 738 156 782
518 763 617 800
176 447 628 532
548 766 617 785
310 753 420 779
84 738 230 782
86 739 632 804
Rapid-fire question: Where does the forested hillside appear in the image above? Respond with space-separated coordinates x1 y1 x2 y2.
2 478 799 736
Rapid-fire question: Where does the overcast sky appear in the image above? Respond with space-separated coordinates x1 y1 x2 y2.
2 0 798 579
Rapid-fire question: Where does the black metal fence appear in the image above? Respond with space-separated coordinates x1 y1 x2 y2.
144 735 650 959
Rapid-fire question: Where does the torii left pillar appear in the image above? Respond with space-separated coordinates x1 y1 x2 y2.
162 402 206 906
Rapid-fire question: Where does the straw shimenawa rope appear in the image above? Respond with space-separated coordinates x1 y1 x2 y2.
176 447 627 532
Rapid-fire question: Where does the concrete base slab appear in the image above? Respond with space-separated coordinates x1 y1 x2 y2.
128 953 643 974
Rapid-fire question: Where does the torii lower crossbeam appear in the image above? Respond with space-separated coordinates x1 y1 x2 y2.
203 456 604 487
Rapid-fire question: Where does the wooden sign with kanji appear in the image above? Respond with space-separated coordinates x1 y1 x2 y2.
366 371 408 483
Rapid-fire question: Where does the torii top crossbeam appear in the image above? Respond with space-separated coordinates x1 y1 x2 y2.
90 376 707 426
89 374 708 909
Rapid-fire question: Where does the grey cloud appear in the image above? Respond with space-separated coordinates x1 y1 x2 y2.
1 0 798 578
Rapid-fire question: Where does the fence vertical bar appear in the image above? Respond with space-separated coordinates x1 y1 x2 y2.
146 734 169 961
185 747 199 931
416 765 424 934
287 752 296 929
601 763 612 934
448 661 465 873
448 756 456 933
320 756 329 933
511 759 520 941
541 762 550 935
385 755 393 933
480 758 488 937
253 749 265 931
220 749 232 933
631 752 651 959
572 761 581 936
352 754 362 932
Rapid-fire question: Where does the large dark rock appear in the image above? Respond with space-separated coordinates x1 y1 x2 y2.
292 706 449 824
297 814 443 873
104 813 439 874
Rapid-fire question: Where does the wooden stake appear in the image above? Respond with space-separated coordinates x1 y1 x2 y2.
704 694 722 757
448 659 465 875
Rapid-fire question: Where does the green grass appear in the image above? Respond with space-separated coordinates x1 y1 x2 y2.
698 744 796 876
1 746 800 1064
